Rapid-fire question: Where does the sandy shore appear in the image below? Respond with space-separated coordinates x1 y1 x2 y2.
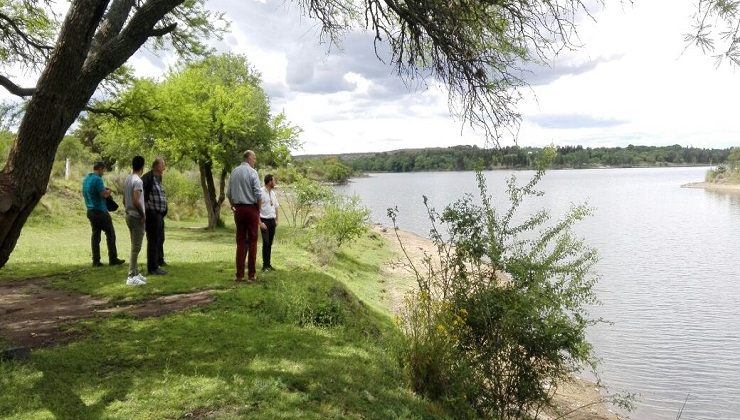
682 181 740 193
372 224 623 420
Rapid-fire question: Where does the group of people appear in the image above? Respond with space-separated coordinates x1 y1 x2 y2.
81 149 279 286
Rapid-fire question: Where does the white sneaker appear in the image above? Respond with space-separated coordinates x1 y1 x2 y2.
126 275 146 286
134 273 147 283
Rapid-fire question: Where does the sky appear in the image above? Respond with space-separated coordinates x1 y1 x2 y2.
4 0 740 154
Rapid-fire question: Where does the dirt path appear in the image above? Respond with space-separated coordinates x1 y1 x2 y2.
0 277 214 350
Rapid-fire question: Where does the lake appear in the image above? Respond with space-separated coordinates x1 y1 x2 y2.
335 167 740 420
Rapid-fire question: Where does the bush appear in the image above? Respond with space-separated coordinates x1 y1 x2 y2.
391 149 607 418
307 232 339 266
396 293 474 413
282 175 334 227
163 169 205 220
315 195 370 247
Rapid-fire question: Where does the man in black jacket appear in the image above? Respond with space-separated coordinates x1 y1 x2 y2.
142 157 168 275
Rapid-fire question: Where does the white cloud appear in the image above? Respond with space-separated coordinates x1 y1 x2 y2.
4 0 737 153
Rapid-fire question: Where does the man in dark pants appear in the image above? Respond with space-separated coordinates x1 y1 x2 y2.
82 161 125 267
259 174 279 271
227 150 263 283
142 157 168 276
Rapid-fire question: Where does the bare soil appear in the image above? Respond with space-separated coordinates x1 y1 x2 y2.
682 181 740 193
0 277 214 350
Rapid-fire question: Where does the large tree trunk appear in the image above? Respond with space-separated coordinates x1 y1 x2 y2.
198 160 224 229
0 0 185 269
0 1 110 268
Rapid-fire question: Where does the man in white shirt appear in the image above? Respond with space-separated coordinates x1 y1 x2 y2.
123 155 147 286
259 174 279 271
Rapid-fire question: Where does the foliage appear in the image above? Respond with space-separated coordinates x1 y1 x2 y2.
0 130 13 164
162 168 206 221
307 232 340 266
292 157 355 183
706 147 740 183
315 195 370 248
55 135 93 163
686 0 740 66
282 175 334 228
395 293 474 414
391 149 606 418
78 54 301 229
342 144 732 173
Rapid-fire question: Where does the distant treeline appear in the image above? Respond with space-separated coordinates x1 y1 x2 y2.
330 144 730 172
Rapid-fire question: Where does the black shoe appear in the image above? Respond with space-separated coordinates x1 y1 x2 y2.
159 261 168 267
267 265 275 271
92 261 104 267
148 268 168 275
261 267 269 272
109 259 126 266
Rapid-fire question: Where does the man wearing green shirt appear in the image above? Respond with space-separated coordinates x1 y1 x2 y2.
82 161 125 267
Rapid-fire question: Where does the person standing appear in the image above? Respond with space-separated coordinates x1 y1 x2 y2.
226 150 263 282
142 157 168 276
123 156 147 286
259 174 279 271
82 161 125 267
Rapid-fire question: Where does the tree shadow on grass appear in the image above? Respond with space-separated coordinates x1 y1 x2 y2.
0 272 435 418
1 271 436 419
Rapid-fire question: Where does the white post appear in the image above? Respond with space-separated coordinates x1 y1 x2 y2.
65 158 71 180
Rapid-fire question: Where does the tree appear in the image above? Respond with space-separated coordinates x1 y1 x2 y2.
0 0 593 267
0 0 223 267
91 54 299 229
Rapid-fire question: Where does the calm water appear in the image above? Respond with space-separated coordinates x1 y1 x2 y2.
335 167 740 420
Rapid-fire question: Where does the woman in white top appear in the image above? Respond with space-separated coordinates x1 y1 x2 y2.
259 174 279 271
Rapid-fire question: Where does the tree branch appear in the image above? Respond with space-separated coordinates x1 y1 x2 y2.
82 0 185 81
0 11 54 54
84 104 157 121
90 0 136 54
0 75 35 97
150 22 177 36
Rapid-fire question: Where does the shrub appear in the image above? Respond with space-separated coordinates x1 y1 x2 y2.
307 232 339 266
282 175 334 227
315 195 370 247
391 149 607 418
163 169 205 220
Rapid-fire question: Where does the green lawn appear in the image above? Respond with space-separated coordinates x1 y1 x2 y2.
0 188 437 419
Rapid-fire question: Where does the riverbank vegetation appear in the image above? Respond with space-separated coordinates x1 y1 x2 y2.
296 144 731 174
390 150 632 418
705 147 740 184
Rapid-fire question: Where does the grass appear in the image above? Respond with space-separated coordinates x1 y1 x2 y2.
0 181 437 419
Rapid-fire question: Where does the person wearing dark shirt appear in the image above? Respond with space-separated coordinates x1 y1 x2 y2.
82 161 125 267
142 157 168 276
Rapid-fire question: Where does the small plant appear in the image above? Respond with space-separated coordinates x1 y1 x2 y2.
307 232 339 266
